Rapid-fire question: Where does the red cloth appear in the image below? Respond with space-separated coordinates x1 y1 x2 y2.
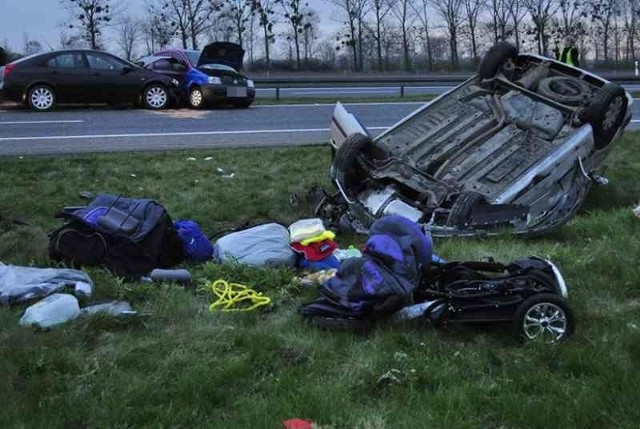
291 239 338 261
283 418 314 429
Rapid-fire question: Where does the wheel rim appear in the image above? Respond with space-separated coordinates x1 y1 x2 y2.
146 87 167 108
31 87 53 110
190 89 203 107
603 96 624 130
522 302 568 342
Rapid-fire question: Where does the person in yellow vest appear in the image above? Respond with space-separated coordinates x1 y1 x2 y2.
555 35 580 67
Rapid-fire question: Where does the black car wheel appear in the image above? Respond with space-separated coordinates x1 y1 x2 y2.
513 293 574 343
189 87 205 109
27 85 56 112
446 191 486 228
331 133 371 191
579 83 628 150
478 42 518 80
143 84 169 110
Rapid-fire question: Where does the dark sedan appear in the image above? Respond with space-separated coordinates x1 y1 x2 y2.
0 49 180 111
137 42 255 109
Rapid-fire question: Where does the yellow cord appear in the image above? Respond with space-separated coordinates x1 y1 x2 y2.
207 279 271 312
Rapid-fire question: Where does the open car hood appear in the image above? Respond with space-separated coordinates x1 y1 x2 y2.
198 42 244 71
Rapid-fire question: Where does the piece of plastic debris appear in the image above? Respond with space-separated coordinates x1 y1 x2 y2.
130 174 137 178
221 173 235 179
633 204 640 218
204 157 213 161
187 157 197 161
81 300 136 317
216 167 224 173
283 419 314 429
333 245 362 261
19 293 81 328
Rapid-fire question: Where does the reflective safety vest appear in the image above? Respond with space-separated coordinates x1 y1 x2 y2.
560 47 577 66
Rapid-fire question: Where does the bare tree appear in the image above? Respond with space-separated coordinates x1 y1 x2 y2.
411 0 435 71
487 0 513 44
220 0 252 49
64 0 113 49
461 0 485 62
115 16 141 60
509 0 528 48
151 0 217 49
392 0 417 71
367 0 394 71
587 0 618 63
522 0 559 55
621 0 640 60
430 0 465 69
141 7 174 53
329 0 370 71
250 0 277 72
277 0 315 70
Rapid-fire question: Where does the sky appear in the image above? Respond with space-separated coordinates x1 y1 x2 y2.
0 0 339 54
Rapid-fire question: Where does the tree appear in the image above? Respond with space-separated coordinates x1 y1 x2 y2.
509 0 528 48
411 0 435 71
141 8 174 54
277 0 315 70
250 0 277 72
23 36 43 56
65 0 113 49
367 0 394 71
587 0 618 63
329 0 370 71
487 0 513 44
221 0 253 49
152 0 218 49
115 16 141 60
392 0 417 71
461 0 485 63
522 0 559 55
430 0 464 69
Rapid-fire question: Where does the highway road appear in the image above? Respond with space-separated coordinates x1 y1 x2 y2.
0 100 639 156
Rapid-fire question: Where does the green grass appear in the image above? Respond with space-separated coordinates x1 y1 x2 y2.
1 135 640 428
253 94 435 105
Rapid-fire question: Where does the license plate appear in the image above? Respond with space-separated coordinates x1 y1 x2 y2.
227 87 247 97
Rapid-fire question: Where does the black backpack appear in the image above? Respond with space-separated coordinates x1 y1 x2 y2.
48 194 184 279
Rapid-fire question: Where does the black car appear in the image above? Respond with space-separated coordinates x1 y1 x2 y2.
0 49 180 111
137 42 255 109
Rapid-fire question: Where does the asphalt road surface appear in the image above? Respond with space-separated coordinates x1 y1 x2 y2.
0 100 639 156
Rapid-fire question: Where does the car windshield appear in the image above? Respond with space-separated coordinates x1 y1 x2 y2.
186 50 200 66
199 63 237 72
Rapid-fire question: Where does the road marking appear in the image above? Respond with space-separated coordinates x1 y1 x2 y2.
0 126 390 142
0 120 84 125
254 101 426 108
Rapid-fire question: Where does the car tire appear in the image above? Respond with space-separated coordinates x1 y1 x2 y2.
142 84 169 110
27 84 56 112
512 293 574 343
579 83 627 150
446 191 486 228
537 76 592 106
331 133 371 191
189 87 205 109
478 42 518 80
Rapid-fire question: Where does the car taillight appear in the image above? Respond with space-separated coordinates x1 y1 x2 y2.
3 64 16 78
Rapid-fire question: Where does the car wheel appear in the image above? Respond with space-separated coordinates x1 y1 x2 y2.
331 133 371 191
27 85 56 112
189 87 205 109
477 42 518 80
446 191 486 228
579 83 627 150
537 76 592 106
143 84 169 110
513 293 574 343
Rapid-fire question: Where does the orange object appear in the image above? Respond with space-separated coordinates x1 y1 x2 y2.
283 418 314 429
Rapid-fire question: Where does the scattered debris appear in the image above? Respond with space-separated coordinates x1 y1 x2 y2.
130 174 137 178
633 203 640 218
187 157 197 161
376 369 402 386
204 157 213 161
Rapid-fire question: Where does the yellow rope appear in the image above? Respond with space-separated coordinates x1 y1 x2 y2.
206 279 271 312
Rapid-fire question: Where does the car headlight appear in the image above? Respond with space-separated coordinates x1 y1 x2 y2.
207 76 222 84
171 78 180 87
246 79 254 88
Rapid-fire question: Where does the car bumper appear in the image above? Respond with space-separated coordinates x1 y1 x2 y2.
201 84 255 103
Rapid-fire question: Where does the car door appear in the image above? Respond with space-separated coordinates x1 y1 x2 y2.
84 52 141 103
42 52 88 103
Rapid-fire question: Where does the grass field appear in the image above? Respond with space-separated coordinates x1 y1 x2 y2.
1 134 640 428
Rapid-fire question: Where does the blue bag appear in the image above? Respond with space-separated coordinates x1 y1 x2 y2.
174 220 214 262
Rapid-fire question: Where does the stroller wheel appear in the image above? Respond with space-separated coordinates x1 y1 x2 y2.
513 293 574 343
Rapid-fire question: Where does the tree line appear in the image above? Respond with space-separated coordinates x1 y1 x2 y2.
6 0 640 72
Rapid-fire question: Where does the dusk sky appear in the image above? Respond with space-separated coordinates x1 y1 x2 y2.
0 0 338 54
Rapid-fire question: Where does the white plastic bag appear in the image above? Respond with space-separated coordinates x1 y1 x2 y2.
19 294 81 328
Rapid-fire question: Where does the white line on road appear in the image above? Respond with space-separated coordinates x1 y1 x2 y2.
0 120 84 125
294 89 397 95
0 126 390 142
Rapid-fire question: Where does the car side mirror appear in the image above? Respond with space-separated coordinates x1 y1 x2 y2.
121 66 132 75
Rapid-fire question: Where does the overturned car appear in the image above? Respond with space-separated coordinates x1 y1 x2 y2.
320 43 633 236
